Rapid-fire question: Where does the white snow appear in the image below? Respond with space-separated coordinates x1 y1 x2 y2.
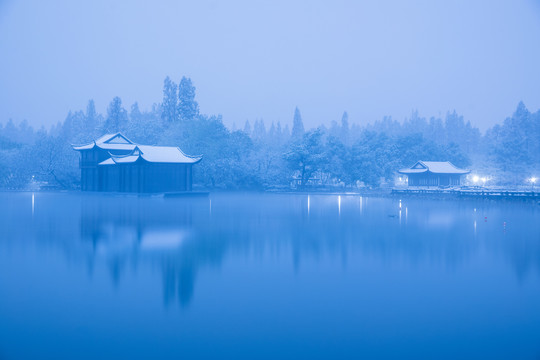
399 161 469 174
137 145 201 164
79 132 202 165
73 133 136 151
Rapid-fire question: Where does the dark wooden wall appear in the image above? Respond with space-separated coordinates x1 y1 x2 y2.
96 163 192 193
79 148 194 193
407 173 462 187
80 148 132 191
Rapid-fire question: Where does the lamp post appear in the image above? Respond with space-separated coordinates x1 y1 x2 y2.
530 177 537 191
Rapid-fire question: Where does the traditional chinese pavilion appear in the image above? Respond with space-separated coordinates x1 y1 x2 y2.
398 161 470 187
73 133 202 193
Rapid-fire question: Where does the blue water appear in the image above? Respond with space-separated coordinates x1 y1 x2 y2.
0 192 539 359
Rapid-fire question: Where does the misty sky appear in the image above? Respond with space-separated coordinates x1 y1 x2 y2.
1 0 539 131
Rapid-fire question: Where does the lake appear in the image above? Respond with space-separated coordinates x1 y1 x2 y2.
1 192 539 359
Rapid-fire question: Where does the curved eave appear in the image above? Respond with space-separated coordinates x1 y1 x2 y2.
100 156 203 165
97 144 137 151
98 158 115 165
175 147 203 164
139 155 203 164
73 143 136 151
72 143 96 151
426 170 471 175
398 169 427 174
188 155 203 164
399 169 471 175
99 155 141 165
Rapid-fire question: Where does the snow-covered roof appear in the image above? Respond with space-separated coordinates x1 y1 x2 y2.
72 133 136 151
137 145 200 163
398 161 470 175
98 145 202 165
75 133 202 165
98 155 140 165
98 158 116 165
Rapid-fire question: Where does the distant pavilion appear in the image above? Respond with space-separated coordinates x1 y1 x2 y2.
73 133 202 193
398 161 470 187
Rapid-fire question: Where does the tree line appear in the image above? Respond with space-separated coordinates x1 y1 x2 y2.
0 76 539 190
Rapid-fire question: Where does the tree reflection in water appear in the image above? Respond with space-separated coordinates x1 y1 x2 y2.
1 192 539 308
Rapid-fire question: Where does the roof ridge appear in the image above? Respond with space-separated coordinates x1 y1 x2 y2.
102 132 134 144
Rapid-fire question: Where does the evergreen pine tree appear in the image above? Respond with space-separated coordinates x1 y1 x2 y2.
340 111 350 144
130 102 142 122
4 119 17 139
253 119 266 140
291 107 305 140
243 120 252 136
268 121 276 139
104 97 128 132
85 99 100 136
161 76 178 124
177 77 199 123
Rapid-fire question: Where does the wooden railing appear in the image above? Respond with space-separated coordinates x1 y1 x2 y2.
391 188 539 199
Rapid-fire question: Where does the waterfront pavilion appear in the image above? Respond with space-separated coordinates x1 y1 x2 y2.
398 161 470 187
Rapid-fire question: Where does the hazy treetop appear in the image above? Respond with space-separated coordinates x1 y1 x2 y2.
0 0 539 131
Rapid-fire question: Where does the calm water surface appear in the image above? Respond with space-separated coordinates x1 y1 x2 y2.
1 192 539 359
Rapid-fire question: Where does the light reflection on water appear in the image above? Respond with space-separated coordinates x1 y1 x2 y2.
0 192 540 359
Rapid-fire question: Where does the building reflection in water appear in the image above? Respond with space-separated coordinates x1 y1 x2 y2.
2 192 538 308
78 194 537 306
80 194 211 307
